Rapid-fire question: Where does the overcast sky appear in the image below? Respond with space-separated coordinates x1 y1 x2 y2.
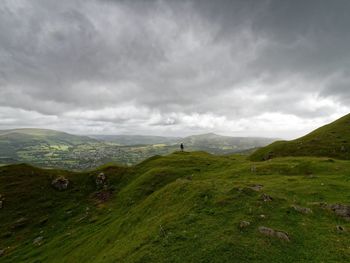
0 0 350 138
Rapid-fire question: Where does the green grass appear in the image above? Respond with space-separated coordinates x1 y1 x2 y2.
250 113 350 161
0 152 349 262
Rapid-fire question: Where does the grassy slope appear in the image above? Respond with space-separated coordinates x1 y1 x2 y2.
250 114 350 161
1 152 350 262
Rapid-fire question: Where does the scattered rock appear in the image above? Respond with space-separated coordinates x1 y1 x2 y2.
51 176 69 191
12 217 29 229
249 184 263 191
38 216 49 226
259 214 266 219
259 226 275 237
239 221 251 229
275 231 290 242
328 204 350 221
33 236 44 246
336 225 346 232
96 172 107 189
292 205 312 214
258 226 290 242
261 193 273 202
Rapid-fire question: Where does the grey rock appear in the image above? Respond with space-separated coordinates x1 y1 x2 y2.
261 193 273 202
258 226 290 242
0 249 4 257
336 225 346 232
33 236 44 246
239 221 251 229
275 231 290 242
250 184 263 191
328 204 350 220
51 176 69 191
292 205 312 214
259 226 275 237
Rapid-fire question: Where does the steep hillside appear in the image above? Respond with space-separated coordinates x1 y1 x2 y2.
1 152 349 262
250 114 350 161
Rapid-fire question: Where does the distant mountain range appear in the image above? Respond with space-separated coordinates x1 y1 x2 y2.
0 128 276 169
89 134 181 146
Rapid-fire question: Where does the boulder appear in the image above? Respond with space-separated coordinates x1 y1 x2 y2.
0 249 4 257
258 226 275 237
33 236 44 246
239 221 251 229
258 226 290 242
275 231 290 242
292 205 312 214
328 204 350 220
51 176 69 191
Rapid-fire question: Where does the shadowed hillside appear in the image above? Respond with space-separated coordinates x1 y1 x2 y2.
250 114 350 161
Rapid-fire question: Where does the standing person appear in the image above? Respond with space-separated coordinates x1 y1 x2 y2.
180 143 184 152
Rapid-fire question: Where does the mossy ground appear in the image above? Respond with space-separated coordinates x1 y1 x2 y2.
0 152 350 262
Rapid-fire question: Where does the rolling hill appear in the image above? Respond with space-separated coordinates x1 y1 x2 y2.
89 134 181 146
250 114 350 161
0 129 276 169
0 129 120 170
0 152 349 262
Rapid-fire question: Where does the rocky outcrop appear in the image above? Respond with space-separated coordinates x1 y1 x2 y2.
51 176 69 191
96 172 107 189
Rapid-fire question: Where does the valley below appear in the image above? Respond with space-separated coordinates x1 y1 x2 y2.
1 115 350 262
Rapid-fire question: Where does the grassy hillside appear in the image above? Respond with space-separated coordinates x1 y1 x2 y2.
1 152 349 262
250 114 350 161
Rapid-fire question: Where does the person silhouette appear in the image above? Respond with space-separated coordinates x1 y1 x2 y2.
180 143 184 152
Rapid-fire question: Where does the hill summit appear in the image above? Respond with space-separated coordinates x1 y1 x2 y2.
250 113 350 161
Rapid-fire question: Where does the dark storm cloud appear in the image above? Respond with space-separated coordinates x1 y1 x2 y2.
0 0 349 137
